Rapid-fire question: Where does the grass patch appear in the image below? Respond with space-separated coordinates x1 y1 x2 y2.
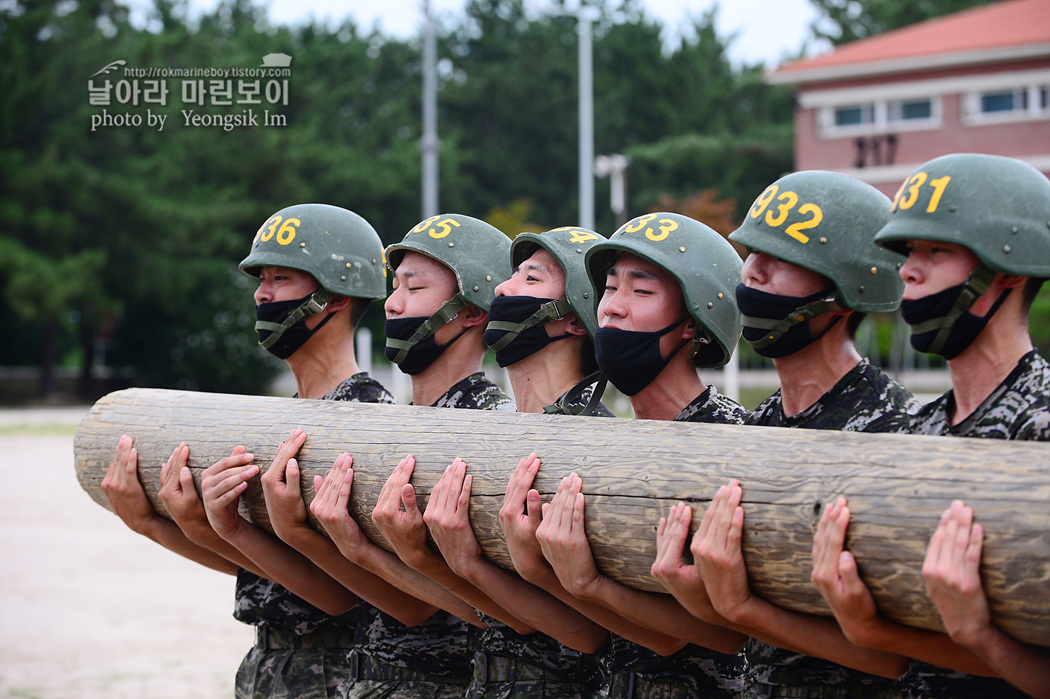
0 423 78 437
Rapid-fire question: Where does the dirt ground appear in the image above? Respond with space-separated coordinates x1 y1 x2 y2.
0 408 253 699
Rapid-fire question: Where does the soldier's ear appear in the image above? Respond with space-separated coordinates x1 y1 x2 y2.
459 304 487 329
563 314 587 337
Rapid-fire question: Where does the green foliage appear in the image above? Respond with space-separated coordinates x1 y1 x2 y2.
0 0 802 400
808 0 991 45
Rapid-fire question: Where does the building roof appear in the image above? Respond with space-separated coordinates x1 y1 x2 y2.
770 0 1050 85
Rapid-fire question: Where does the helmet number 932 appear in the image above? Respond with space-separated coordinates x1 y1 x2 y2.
254 215 301 246
622 213 679 241
411 215 462 239
749 185 823 244
891 172 951 214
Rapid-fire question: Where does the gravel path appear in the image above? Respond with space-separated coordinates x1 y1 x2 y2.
0 409 253 698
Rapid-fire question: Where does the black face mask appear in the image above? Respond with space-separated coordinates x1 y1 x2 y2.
736 284 841 359
384 316 468 375
255 293 334 360
901 282 1012 360
594 318 688 396
484 295 572 368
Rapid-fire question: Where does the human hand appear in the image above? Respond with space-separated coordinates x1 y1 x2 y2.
810 498 883 646
200 446 258 540
371 455 432 569
922 501 992 647
260 429 310 540
157 443 213 542
652 502 718 621
499 453 550 582
693 480 756 625
311 453 370 556
101 435 158 535
423 458 483 577
535 473 601 598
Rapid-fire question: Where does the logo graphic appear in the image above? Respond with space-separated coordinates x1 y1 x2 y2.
260 53 293 68
90 60 126 78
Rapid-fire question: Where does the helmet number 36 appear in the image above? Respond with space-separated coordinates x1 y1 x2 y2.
254 215 301 246
623 213 679 241
891 172 952 214
749 185 824 244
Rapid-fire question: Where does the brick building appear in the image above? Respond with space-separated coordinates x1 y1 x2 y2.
769 0 1050 196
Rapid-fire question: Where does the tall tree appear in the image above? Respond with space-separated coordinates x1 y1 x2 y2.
808 0 991 44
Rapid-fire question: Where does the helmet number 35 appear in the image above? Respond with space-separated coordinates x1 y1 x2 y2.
891 172 951 214
411 215 462 239
254 215 301 246
623 213 679 242
749 185 824 244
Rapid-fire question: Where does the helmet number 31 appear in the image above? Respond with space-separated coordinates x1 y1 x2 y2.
891 173 952 214
254 215 301 246
749 185 824 244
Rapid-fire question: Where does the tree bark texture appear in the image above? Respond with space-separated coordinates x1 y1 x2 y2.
74 388 1050 647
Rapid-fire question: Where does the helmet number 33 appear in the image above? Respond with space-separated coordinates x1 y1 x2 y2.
623 213 679 242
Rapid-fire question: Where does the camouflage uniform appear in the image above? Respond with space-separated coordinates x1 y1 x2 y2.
603 634 745 699
555 384 615 418
466 613 606 699
905 350 1050 441
347 373 512 699
431 372 516 411
674 385 749 424
235 373 395 699
748 359 919 433
593 385 748 698
742 360 917 699
895 350 1049 699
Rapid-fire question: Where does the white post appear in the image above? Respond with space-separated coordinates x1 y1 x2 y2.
421 0 439 218
577 8 597 229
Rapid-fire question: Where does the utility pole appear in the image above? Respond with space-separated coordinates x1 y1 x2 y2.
576 6 598 229
421 0 439 218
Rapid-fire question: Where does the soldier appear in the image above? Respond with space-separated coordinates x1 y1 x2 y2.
419 226 623 698
530 213 751 698
102 204 396 699
811 153 1050 698
483 226 613 416
652 172 920 698
309 214 517 698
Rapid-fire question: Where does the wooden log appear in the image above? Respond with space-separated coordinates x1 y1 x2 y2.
74 388 1050 647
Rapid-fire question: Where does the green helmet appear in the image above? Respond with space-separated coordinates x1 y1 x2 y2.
386 214 511 312
585 212 743 368
239 204 385 355
506 227 606 340
730 171 902 313
874 153 1050 278
385 214 511 365
239 203 386 299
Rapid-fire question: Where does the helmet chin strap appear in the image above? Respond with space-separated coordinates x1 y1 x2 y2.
384 293 471 364
485 297 573 353
740 293 843 350
255 289 333 351
907 266 996 356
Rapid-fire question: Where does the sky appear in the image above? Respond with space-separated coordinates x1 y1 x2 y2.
205 0 830 68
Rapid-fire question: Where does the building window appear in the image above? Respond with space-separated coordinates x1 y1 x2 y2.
980 89 1028 114
964 83 1050 124
892 98 933 121
834 104 874 127
820 97 940 138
